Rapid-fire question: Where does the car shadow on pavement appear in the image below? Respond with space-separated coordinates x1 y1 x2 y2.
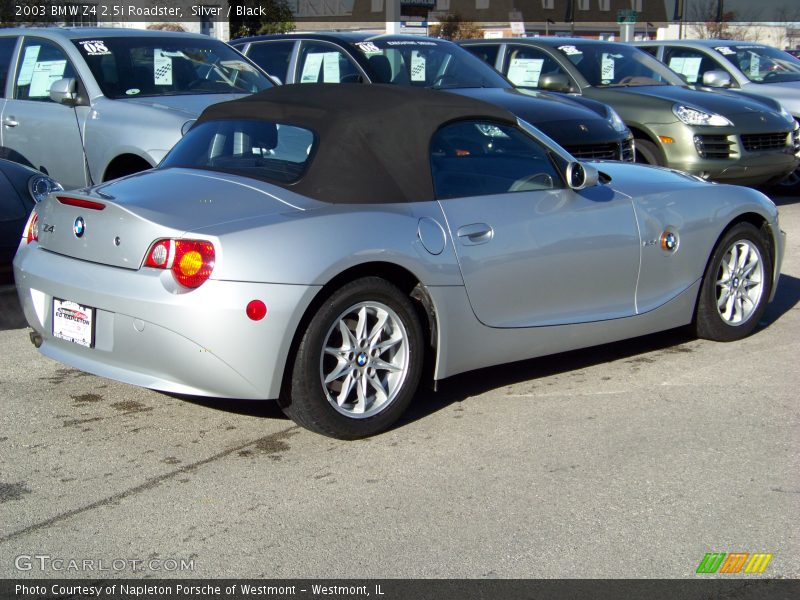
165 273 800 433
397 272 800 431
770 193 800 207
0 285 26 331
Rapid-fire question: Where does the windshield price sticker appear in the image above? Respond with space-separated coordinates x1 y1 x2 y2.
78 40 111 56
559 45 582 56
715 46 735 55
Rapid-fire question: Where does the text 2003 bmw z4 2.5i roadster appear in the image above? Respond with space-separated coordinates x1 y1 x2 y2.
14 84 785 439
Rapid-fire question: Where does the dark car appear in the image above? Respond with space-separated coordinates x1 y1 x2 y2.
230 33 634 162
460 37 799 188
0 159 61 283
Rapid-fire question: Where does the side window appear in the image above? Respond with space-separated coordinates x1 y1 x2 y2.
0 37 19 98
638 45 659 58
505 45 568 88
430 120 562 200
245 41 294 84
463 44 500 68
296 42 361 84
663 46 720 85
14 38 77 102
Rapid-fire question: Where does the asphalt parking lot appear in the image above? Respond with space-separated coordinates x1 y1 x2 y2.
0 193 798 580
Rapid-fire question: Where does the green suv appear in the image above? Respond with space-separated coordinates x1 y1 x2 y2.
461 38 799 188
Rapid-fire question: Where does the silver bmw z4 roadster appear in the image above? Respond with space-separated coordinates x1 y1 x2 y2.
13 84 785 439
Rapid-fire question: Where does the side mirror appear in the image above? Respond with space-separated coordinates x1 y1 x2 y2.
566 161 599 190
50 78 78 106
539 73 572 93
702 70 732 88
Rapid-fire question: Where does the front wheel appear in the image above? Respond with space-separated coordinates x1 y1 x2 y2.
694 223 773 342
284 277 424 439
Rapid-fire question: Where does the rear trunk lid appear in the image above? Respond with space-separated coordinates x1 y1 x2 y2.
34 168 308 269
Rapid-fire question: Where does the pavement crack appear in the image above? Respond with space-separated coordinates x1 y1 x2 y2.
0 426 299 545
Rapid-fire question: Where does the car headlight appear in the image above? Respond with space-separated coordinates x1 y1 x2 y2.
673 104 733 127
779 105 795 125
606 106 629 133
28 175 63 204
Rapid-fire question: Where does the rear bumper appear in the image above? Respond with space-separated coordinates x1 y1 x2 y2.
13 245 319 400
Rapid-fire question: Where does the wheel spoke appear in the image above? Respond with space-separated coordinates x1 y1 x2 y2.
742 258 759 279
338 320 357 351
721 292 735 321
367 308 389 346
324 360 353 384
354 306 368 342
367 373 388 405
354 376 368 414
371 358 402 373
717 260 732 286
373 334 403 355
336 372 355 407
717 286 731 309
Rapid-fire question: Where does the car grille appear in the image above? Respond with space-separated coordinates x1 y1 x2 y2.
566 139 634 162
694 135 734 159
741 132 790 152
620 138 635 162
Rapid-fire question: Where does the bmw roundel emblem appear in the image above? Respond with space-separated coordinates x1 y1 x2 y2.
73 217 86 238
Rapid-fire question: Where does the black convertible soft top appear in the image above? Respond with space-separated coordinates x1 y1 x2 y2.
195 83 517 203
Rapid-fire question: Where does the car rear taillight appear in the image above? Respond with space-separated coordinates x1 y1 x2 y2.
143 239 215 289
25 212 39 244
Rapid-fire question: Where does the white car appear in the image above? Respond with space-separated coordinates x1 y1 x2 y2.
0 27 272 190
638 39 800 189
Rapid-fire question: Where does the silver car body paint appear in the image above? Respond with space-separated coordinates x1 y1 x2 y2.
0 28 269 190
13 156 783 400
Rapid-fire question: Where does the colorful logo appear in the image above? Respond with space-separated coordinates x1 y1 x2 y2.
696 552 773 574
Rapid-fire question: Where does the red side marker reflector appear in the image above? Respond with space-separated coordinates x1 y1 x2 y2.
57 196 106 210
246 300 267 321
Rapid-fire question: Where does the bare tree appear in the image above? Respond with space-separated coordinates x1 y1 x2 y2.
429 14 483 41
688 0 754 40
147 23 187 32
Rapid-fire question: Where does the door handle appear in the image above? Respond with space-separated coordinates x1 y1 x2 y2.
3 116 18 127
457 223 493 245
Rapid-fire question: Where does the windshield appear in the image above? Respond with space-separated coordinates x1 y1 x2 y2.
351 39 510 89
161 119 314 184
74 37 273 99
554 43 683 87
713 44 800 83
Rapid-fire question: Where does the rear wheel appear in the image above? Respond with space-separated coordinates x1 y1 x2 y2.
773 166 800 194
285 277 423 439
694 223 773 342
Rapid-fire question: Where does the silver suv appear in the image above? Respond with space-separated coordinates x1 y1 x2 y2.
0 28 273 190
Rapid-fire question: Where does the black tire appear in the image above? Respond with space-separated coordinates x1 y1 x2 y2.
634 138 664 166
772 166 800 195
694 223 773 342
284 277 424 439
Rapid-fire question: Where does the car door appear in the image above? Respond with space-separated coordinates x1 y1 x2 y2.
0 35 21 160
2 37 88 189
432 119 640 328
